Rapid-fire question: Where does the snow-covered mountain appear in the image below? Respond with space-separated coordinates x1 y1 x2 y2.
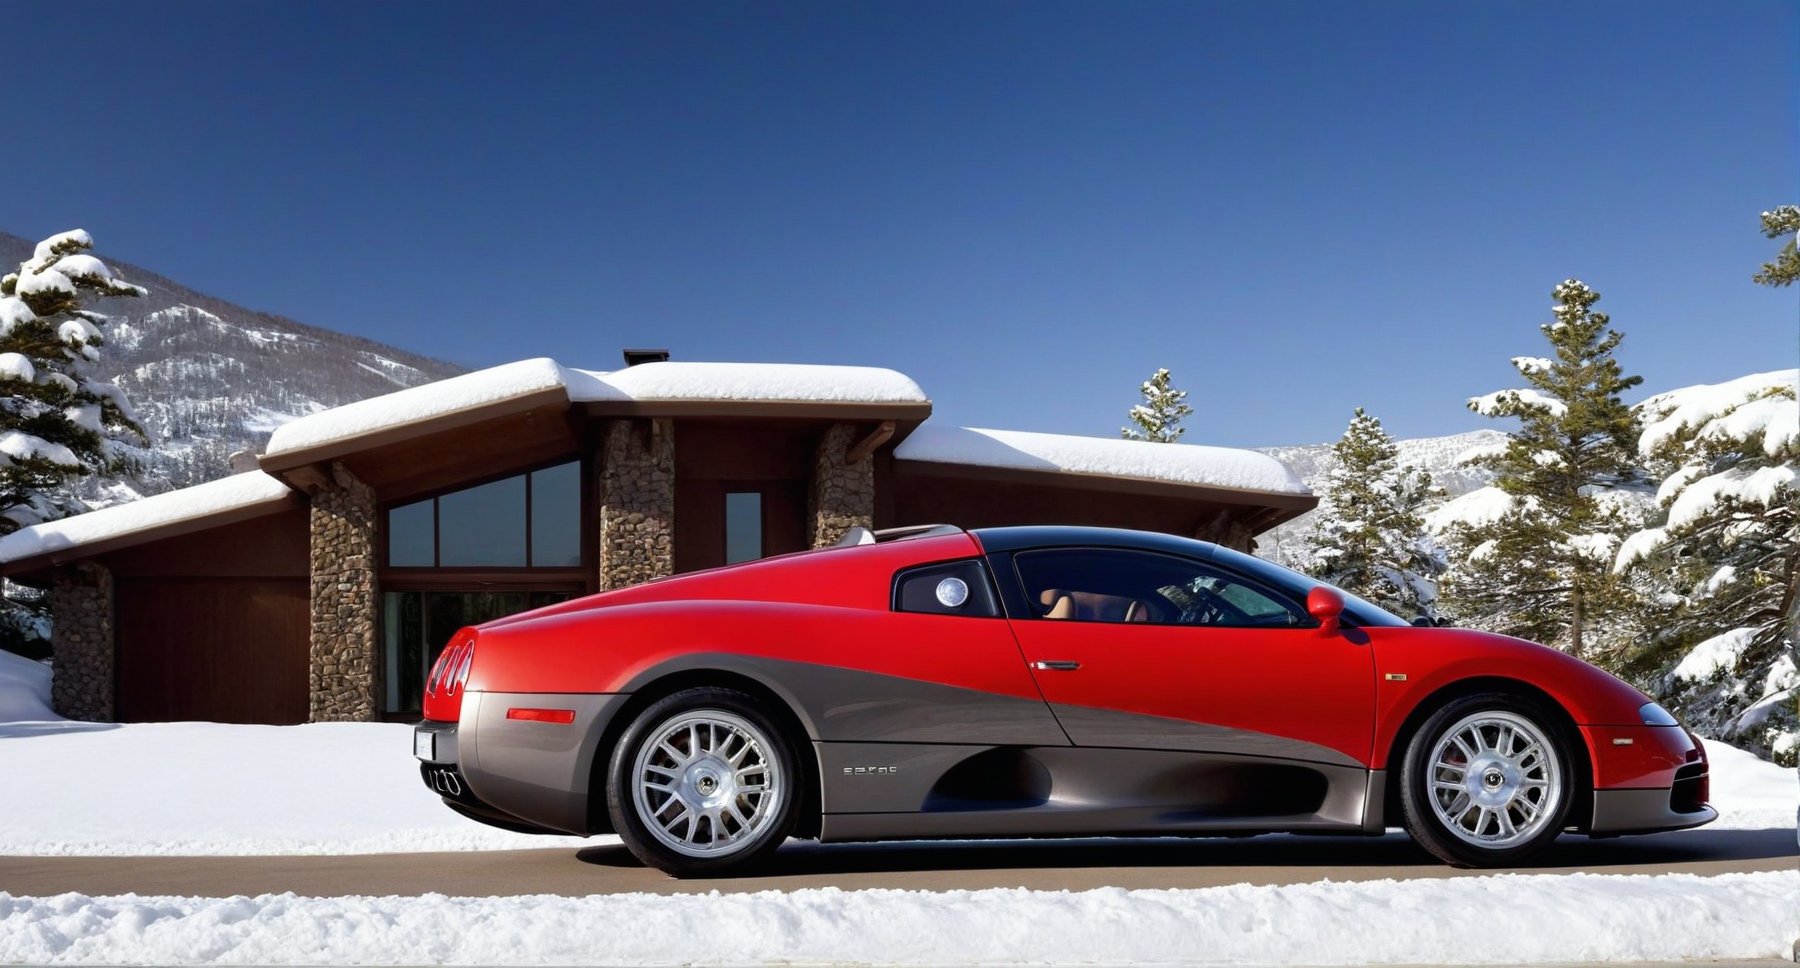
0 233 466 502
1254 428 1508 563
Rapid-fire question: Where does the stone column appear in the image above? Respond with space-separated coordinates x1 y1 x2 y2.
50 562 114 721
599 418 675 590
1198 508 1257 554
809 423 876 548
309 462 379 722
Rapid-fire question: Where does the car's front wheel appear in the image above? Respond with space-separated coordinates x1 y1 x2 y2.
1399 693 1575 868
607 687 799 877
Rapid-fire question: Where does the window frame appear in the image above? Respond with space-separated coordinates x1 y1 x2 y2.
377 456 593 582
1000 546 1316 630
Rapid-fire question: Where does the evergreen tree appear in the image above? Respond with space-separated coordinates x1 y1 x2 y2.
0 230 146 656
1614 371 1798 763
1440 280 1644 657
0 230 146 529
1753 205 1800 287
1121 368 1193 443
1305 408 1443 620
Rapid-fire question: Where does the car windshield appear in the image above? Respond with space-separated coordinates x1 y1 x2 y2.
1209 546 1412 628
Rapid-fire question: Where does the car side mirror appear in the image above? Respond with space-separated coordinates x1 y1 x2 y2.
1307 587 1344 637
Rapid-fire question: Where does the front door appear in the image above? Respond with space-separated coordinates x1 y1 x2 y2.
1001 548 1375 768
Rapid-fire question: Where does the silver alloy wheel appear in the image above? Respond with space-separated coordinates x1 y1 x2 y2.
630 709 784 858
1426 710 1562 849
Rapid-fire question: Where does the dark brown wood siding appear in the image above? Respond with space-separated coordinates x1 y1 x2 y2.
114 577 311 724
102 506 312 724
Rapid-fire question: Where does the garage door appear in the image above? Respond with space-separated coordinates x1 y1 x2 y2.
115 578 310 724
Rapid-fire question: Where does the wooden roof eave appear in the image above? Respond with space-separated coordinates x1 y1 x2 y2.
0 489 306 586
257 385 574 480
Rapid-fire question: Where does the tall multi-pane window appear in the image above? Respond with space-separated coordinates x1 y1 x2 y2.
380 461 585 716
385 461 582 569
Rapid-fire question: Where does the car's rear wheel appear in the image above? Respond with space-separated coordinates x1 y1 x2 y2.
607 686 798 877
1399 693 1574 868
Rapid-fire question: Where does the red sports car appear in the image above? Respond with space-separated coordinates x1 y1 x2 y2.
413 525 1714 877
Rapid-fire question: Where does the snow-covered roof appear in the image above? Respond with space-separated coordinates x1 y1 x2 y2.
564 362 927 405
265 358 928 458
0 472 296 565
894 426 1310 497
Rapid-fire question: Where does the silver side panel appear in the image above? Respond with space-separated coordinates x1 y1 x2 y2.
816 742 1374 841
459 691 630 836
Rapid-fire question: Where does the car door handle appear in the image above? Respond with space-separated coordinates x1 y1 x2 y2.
1032 660 1081 671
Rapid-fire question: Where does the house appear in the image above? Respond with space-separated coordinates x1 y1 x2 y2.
0 353 1315 725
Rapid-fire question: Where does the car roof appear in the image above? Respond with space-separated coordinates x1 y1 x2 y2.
970 525 1223 559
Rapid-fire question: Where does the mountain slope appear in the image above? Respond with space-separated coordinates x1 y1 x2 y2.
0 233 467 500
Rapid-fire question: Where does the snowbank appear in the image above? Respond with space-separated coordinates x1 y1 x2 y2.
266 358 929 458
0 720 594 856
1 870 1794 965
0 472 294 564
0 650 54 721
896 425 1310 496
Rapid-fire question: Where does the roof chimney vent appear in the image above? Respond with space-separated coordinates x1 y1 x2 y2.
622 348 670 367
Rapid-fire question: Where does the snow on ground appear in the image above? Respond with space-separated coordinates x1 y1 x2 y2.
1 870 1794 965
896 425 1310 495
0 471 294 564
0 720 594 856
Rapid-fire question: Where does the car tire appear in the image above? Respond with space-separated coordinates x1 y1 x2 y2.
607 686 800 877
1399 692 1575 868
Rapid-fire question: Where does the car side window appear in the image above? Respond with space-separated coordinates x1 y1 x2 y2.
892 559 1002 618
1011 549 1307 628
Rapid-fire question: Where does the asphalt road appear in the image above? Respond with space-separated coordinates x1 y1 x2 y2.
0 827 1792 897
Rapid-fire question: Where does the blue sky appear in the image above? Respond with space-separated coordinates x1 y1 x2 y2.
10 1 1796 447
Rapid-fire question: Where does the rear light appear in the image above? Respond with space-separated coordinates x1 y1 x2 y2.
422 630 477 721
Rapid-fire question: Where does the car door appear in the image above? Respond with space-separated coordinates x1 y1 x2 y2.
1001 547 1375 768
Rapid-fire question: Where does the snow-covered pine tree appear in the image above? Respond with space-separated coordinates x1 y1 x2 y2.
1753 205 1799 287
1613 370 1798 763
1305 408 1443 621
0 230 146 654
1440 280 1645 657
1121 368 1193 443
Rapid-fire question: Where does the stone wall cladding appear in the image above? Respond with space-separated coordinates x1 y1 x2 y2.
599 418 675 590
50 562 114 721
309 462 379 722
1198 509 1257 554
809 422 875 548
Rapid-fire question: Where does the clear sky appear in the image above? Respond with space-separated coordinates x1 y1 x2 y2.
10 1 1796 447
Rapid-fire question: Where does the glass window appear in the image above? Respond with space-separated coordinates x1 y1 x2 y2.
725 491 762 564
893 560 1000 617
437 476 527 567
385 463 584 570
383 589 547 714
529 462 582 567
1013 549 1307 628
388 500 435 567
